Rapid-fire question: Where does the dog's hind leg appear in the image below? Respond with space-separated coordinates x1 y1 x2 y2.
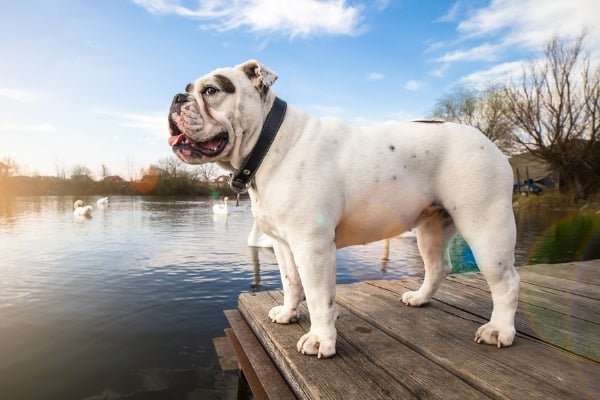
268 241 304 324
455 205 520 348
402 209 456 306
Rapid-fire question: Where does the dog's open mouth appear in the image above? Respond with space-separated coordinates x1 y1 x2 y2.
168 132 228 157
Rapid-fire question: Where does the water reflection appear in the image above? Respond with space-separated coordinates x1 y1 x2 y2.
248 246 276 291
526 213 600 263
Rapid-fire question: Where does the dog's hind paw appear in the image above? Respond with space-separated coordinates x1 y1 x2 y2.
297 331 336 359
475 322 516 348
268 305 298 324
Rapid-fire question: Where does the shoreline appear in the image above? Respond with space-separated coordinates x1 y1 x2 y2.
512 192 600 214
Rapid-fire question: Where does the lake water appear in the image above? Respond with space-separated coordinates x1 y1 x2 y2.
1 196 598 399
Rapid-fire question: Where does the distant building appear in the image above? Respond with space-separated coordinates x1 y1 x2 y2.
509 153 555 192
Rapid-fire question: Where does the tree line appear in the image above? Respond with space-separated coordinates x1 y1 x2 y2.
0 157 240 197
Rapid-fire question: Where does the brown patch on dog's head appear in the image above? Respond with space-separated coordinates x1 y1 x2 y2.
214 74 236 94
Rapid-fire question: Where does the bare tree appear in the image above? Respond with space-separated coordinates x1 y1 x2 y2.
0 157 20 177
71 164 93 179
478 86 516 152
504 33 600 197
157 156 186 179
432 85 515 152
433 85 478 125
195 163 220 182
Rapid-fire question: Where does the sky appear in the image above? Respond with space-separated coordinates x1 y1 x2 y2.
1 0 598 178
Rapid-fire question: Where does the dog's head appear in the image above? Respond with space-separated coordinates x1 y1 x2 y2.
167 60 278 166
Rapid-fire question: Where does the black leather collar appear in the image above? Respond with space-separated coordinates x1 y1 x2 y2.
229 97 287 193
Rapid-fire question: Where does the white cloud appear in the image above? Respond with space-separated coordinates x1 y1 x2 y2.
0 121 56 133
459 60 524 90
436 1 462 23
93 109 167 138
133 0 365 38
367 72 384 81
429 63 450 78
361 109 423 127
457 0 600 52
374 0 391 12
423 40 446 54
429 0 600 85
0 87 42 104
404 80 422 91
436 42 502 63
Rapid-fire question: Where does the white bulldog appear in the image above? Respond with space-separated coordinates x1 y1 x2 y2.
168 60 520 358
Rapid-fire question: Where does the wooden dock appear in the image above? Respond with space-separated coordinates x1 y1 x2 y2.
225 260 600 399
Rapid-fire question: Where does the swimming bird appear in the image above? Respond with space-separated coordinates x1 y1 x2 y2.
73 200 93 217
96 197 109 206
212 197 231 215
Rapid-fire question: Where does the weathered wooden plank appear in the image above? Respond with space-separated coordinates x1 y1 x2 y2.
517 268 600 299
520 261 600 285
374 276 600 361
450 262 600 297
333 304 491 399
446 273 599 323
449 269 600 301
337 281 600 400
238 291 423 399
224 310 296 400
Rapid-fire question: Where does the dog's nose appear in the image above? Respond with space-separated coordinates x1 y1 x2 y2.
173 93 188 104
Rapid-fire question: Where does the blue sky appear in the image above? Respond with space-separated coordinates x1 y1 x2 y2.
1 0 598 178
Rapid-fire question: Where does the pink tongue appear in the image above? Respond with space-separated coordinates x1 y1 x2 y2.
168 133 186 146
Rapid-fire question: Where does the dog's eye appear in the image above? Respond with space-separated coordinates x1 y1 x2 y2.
201 86 219 96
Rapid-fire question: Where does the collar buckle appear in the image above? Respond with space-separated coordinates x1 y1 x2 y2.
229 176 250 194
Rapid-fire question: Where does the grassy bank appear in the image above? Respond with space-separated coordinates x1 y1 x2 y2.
513 192 600 213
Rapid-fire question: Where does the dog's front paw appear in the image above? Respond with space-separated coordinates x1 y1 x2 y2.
401 290 429 306
297 331 336 359
268 305 298 324
475 322 516 348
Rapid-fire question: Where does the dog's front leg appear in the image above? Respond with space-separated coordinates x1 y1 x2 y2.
292 240 338 359
269 241 304 323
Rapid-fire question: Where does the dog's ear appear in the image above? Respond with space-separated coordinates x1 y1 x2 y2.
237 60 278 91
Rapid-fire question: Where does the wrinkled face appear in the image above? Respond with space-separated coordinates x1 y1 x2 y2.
168 70 240 164
167 60 278 165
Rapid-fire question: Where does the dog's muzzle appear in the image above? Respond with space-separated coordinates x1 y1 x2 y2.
167 92 228 159
168 92 190 138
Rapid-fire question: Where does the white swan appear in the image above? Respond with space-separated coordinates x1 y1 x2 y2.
213 196 250 215
247 221 274 248
96 197 109 206
212 197 231 215
73 200 93 217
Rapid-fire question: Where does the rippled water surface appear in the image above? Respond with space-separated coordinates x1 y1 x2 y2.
0 196 598 399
